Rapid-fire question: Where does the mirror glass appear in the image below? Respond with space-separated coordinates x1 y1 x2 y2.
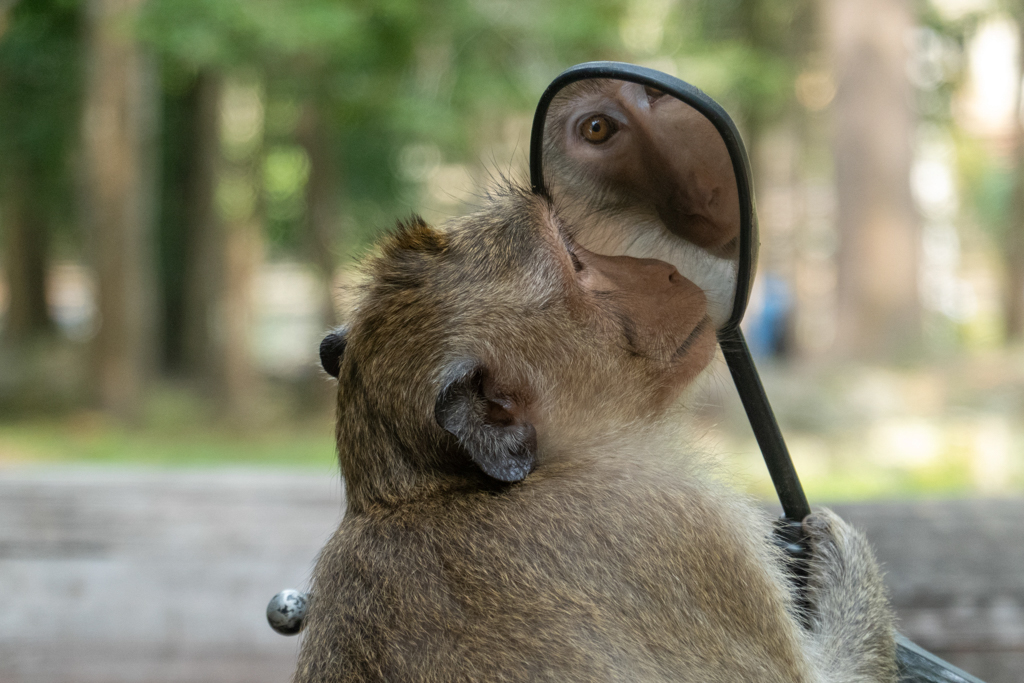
538 77 745 328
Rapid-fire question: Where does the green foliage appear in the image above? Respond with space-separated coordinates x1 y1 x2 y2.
6 0 824 365
669 0 812 127
263 145 310 249
1 0 811 258
0 0 827 254
960 147 1014 240
676 41 794 121
0 0 83 221
139 0 636 254
136 0 363 69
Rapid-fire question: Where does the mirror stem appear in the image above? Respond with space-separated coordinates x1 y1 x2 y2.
718 326 811 522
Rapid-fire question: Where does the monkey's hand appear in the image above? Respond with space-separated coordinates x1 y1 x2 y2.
801 509 898 683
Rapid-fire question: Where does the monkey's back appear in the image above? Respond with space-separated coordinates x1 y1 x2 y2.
294 461 814 683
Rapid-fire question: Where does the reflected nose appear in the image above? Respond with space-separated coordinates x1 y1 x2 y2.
632 256 683 284
587 251 692 291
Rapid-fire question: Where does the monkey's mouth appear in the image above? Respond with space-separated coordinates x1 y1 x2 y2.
671 315 712 360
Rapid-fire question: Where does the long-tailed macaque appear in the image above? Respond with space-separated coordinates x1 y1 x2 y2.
294 180 897 682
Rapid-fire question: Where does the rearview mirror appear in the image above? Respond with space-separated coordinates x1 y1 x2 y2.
529 63 757 331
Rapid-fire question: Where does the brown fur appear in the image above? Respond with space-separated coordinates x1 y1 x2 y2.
294 184 896 683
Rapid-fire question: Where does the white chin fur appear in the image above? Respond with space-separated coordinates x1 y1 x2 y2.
576 216 737 328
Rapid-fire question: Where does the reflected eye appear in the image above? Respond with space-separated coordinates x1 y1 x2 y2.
579 114 617 144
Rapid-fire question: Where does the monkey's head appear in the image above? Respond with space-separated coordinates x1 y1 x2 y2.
323 184 716 508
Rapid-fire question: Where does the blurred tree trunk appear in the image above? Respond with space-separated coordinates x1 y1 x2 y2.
159 72 260 421
157 71 221 374
297 100 340 329
0 0 82 348
1007 133 1024 343
1004 17 1024 343
1 173 53 342
219 213 261 422
81 0 159 421
213 78 263 422
179 71 223 378
830 0 920 358
156 87 189 373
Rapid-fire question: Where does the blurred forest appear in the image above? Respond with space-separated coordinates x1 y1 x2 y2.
0 0 1022 499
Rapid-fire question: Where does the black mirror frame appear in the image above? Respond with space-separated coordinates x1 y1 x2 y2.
529 61 757 331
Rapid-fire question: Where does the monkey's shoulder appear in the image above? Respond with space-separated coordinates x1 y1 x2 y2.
302 467 805 682
322 465 779 597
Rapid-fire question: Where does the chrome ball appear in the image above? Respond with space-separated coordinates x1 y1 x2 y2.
267 589 309 636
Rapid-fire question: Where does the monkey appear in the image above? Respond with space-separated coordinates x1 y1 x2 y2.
293 181 897 683
541 78 742 327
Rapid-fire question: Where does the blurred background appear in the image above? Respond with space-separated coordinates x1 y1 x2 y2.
0 0 1022 681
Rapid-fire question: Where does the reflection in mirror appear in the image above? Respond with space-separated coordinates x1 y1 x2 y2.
541 78 741 327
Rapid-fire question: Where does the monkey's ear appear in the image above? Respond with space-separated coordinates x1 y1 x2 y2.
434 361 536 483
319 327 348 378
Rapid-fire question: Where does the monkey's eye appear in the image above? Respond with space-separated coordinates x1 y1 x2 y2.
579 114 617 144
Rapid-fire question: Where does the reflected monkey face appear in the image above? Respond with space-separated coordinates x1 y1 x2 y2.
545 79 740 260
539 77 744 329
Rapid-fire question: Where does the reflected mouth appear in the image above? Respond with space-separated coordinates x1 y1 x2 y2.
672 315 712 360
